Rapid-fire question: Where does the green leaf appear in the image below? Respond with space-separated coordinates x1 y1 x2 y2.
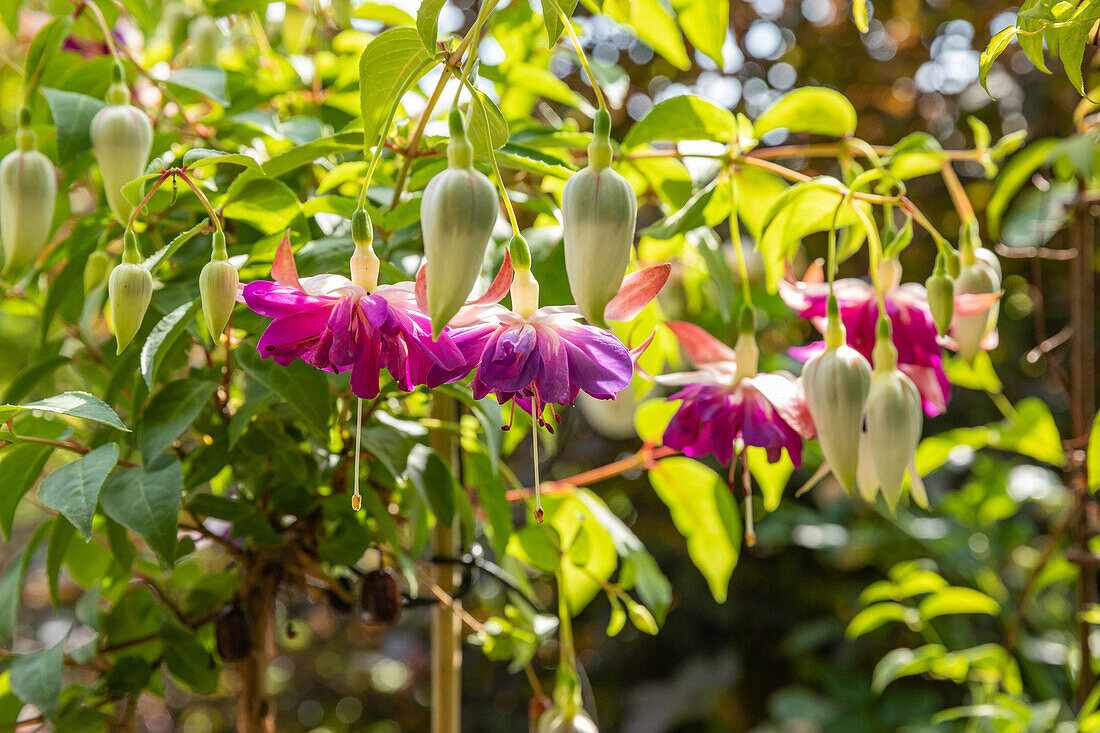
918 588 1000 620
11 391 128 432
42 88 106 164
99 457 184 566
1058 7 1093 94
873 644 946 692
575 489 671 623
846 602 919 638
979 26 1017 97
38 444 119 541
24 15 74 100
467 89 510 156
45 517 73 610
2 356 72 405
506 525 560 574
624 95 736 149
417 0 447 49
539 0 579 45
104 656 153 696
465 451 511 558
261 132 362 178
989 397 1066 467
9 640 65 721
359 27 434 152
182 148 262 172
673 0 726 65
167 66 229 106
987 138 1057 239
222 174 303 235
640 178 719 240
406 446 456 526
944 353 1002 392
549 495 619 614
754 87 858 138
746 447 793 512
649 457 740 602
603 0 690 70
0 524 48 646
138 379 216 462
141 301 202 388
236 347 332 439
353 1 416 25
143 219 210 272
0 442 55 540
165 636 219 694
633 399 679 444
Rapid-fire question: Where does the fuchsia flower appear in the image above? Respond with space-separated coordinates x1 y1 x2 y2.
658 321 815 467
424 260 671 429
241 236 480 398
779 261 952 418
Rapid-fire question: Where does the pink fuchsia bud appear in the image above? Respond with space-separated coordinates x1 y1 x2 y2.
951 247 1001 363
1 112 57 277
562 109 637 329
91 65 153 224
109 230 154 353
420 110 498 337
857 318 926 511
801 295 871 493
925 252 954 337
199 231 239 339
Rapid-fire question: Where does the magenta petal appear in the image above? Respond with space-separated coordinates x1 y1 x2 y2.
478 324 540 393
534 327 572 405
558 324 632 400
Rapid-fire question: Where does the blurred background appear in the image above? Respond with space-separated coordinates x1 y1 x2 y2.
0 0 1088 731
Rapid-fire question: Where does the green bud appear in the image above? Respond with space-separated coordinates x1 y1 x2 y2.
189 15 222 66
421 115 498 336
109 259 153 353
508 234 531 270
925 253 954 337
871 316 897 373
84 250 111 293
200 257 239 339
803 342 871 493
858 368 923 511
561 128 636 327
352 208 373 249
332 0 352 27
0 123 57 277
92 92 153 223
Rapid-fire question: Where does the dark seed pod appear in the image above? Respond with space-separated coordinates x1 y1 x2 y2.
325 575 356 615
215 603 252 662
359 567 402 626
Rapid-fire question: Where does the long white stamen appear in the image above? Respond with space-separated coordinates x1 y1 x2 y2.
532 416 543 523
742 453 755 547
352 397 363 511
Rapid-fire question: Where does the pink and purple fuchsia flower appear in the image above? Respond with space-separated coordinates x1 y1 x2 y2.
658 321 815 468
423 259 671 431
779 261 952 418
241 236 480 399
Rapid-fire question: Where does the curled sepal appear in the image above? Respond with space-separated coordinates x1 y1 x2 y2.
91 78 153 224
951 248 1001 363
802 341 871 494
1 119 57 277
561 127 637 328
109 232 153 353
200 246 239 340
420 111 498 337
925 252 954 337
857 367 923 512
602 263 671 322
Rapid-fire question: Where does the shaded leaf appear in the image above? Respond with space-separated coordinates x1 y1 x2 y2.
99 457 184 566
38 444 119 541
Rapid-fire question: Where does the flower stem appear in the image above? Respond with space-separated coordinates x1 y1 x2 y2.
940 160 977 229
727 170 753 307
126 170 175 233
739 453 756 547
558 7 605 112
80 0 123 67
176 171 224 233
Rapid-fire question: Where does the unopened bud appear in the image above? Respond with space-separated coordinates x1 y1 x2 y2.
109 231 153 353
858 367 923 511
802 335 871 494
199 237 238 340
0 122 57 277
84 250 111 293
952 248 1000 363
925 253 954 337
